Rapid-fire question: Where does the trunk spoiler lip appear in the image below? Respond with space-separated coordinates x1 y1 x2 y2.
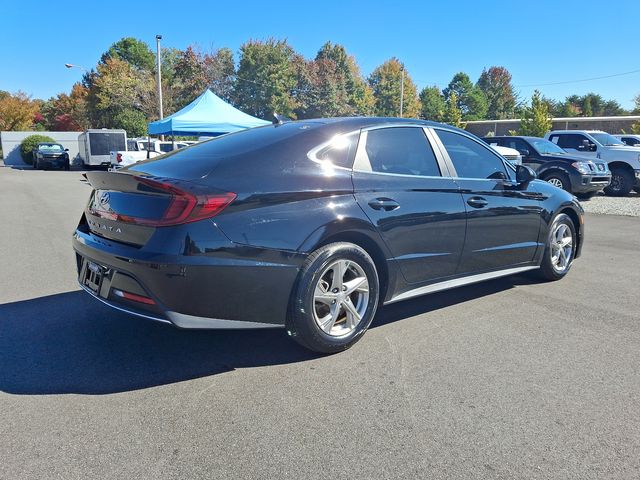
83 170 212 195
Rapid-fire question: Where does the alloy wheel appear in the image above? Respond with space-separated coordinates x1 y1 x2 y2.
312 259 370 337
547 177 564 189
550 223 573 273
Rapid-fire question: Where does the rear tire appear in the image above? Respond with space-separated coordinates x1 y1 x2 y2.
543 172 570 192
604 167 634 196
286 242 379 354
537 213 576 281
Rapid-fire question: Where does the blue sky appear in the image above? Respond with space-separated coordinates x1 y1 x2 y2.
1 0 638 109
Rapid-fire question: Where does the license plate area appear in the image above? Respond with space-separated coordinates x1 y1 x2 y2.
83 261 104 294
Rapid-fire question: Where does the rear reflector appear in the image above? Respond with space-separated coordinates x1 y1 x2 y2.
113 289 156 305
88 176 236 227
116 153 122 163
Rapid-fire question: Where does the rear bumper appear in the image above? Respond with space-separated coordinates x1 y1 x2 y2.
72 223 304 328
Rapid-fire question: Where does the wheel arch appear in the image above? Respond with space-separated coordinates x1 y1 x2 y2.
558 206 582 258
608 161 634 174
312 230 392 303
538 166 572 186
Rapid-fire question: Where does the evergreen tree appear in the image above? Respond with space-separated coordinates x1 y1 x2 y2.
443 72 488 120
519 90 552 137
234 39 298 118
419 86 446 121
368 58 420 118
444 91 463 127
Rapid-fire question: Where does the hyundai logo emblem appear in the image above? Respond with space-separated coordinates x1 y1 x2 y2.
99 191 110 206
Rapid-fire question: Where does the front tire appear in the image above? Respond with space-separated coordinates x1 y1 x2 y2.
537 213 576 281
287 242 379 354
604 167 634 196
543 172 570 192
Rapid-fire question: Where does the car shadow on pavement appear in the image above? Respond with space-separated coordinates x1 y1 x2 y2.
0 275 537 395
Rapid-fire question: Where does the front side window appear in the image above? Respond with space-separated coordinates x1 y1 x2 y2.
553 134 588 150
362 127 441 177
435 129 508 180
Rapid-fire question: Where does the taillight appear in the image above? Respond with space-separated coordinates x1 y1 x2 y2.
88 177 236 227
116 153 122 163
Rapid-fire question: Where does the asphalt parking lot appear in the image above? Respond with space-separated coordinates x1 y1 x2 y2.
1 166 639 479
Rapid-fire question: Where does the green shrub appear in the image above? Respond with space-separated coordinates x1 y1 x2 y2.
20 134 56 165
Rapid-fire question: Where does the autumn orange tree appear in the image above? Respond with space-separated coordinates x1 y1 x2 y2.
0 91 39 130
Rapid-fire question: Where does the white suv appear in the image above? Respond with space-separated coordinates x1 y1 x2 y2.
544 130 640 196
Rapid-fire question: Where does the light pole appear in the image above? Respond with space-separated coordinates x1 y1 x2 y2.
155 35 163 120
399 66 405 117
64 63 88 72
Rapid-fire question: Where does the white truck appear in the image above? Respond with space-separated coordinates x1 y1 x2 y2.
545 130 640 196
490 145 522 165
78 129 127 167
110 138 190 168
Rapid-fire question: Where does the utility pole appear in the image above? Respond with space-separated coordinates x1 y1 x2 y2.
155 35 164 142
399 67 405 117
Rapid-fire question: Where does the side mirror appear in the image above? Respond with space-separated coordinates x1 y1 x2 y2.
589 143 597 152
516 164 537 184
518 149 530 156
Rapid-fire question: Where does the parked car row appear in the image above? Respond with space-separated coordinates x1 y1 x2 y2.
544 130 640 196
110 138 192 168
483 136 611 199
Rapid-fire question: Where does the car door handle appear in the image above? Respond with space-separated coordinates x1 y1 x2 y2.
467 197 488 208
368 198 400 211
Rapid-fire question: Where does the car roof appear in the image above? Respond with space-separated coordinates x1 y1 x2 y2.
287 116 445 130
547 130 606 134
485 135 544 141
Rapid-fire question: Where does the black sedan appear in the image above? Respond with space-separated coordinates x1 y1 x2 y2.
73 118 584 353
33 143 70 170
482 136 611 199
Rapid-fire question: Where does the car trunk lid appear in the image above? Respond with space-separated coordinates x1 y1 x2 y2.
83 171 235 246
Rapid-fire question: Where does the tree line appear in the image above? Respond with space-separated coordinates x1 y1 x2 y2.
1 37 639 137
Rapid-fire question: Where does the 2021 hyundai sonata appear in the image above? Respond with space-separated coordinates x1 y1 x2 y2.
73 118 584 353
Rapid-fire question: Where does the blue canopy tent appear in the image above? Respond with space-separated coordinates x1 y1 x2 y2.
148 89 269 136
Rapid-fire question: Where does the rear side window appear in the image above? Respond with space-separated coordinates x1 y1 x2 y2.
362 127 441 177
436 129 508 180
311 132 358 168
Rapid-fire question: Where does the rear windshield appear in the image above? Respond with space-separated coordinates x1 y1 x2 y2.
127 122 323 179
